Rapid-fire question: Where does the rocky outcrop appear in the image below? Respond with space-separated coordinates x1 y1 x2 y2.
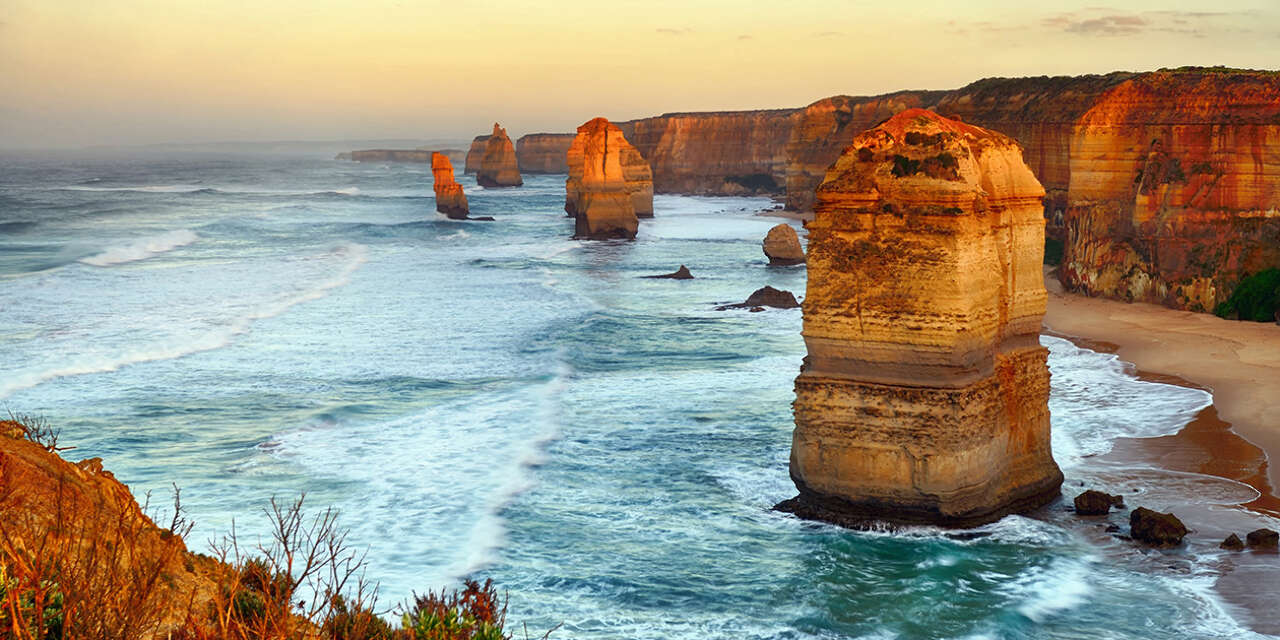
762 223 805 265
0 421 222 635
1222 533 1246 550
432 152 469 219
1129 507 1188 547
516 133 575 173
565 118 648 240
644 265 694 279
781 110 1063 527
717 286 800 310
617 109 795 196
1073 490 1123 515
463 135 489 174
1247 528 1279 549
1057 70 1280 311
475 124 523 187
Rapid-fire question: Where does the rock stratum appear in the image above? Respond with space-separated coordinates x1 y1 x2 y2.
517 133 575 173
565 118 653 239
432 152 469 219
781 110 1063 527
474 124 523 187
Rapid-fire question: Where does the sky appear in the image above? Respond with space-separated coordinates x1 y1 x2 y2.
1 0 1278 148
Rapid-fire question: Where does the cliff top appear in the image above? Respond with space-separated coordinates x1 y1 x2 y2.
431 151 454 171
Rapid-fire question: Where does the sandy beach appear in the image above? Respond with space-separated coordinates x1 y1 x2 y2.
1043 267 1280 499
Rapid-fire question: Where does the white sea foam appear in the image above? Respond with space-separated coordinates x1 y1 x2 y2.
0 243 367 399
1012 558 1094 623
79 229 200 266
62 184 206 193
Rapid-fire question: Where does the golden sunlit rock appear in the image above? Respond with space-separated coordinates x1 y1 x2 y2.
565 118 653 239
432 152 469 219
476 123 523 187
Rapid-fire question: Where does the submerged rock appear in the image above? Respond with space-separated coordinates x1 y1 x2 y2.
782 109 1062 527
762 223 805 265
644 265 693 279
717 286 799 310
1129 507 1187 547
1246 528 1279 549
1221 533 1245 551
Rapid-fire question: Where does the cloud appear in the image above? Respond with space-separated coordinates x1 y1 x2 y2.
655 27 691 36
1059 14 1147 35
1042 8 1246 37
737 34 753 41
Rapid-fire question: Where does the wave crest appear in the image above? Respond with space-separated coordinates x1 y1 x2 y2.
80 230 200 267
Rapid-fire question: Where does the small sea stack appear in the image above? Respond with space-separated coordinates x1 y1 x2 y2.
463 134 489 174
476 123 523 187
565 118 652 240
779 109 1063 527
431 152 469 219
763 223 804 265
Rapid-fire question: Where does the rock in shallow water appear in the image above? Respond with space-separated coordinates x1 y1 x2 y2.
1129 507 1187 547
644 265 693 280
1246 528 1279 549
762 224 804 265
716 286 799 310
1074 490 1119 515
1221 533 1245 551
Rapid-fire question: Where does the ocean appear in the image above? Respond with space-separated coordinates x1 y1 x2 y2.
0 149 1270 639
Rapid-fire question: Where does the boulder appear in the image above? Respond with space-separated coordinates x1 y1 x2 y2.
717 286 800 310
1221 533 1245 551
763 224 804 265
644 265 693 280
1246 528 1279 549
1073 490 1117 515
476 123 523 187
431 152 469 219
1129 507 1188 547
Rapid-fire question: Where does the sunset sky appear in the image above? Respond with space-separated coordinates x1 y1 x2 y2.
2 0 1278 148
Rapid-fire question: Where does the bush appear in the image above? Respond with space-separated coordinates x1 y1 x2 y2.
401 579 510 640
1044 238 1064 266
1215 269 1280 322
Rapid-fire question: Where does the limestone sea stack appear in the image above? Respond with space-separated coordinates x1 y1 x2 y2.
463 135 489 174
763 223 805 265
476 123 523 187
431 152 469 219
565 118 653 239
781 109 1063 527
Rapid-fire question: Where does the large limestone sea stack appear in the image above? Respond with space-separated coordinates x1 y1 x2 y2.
780 109 1063 527
476 123 523 187
431 152 469 219
565 118 654 239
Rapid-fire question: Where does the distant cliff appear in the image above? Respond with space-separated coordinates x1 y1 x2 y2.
463 135 489 174
517 133 575 173
339 148 466 164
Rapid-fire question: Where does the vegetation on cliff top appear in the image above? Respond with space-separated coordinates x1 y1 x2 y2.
1214 269 1280 322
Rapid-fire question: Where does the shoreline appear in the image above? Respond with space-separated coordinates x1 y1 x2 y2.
1042 267 1280 495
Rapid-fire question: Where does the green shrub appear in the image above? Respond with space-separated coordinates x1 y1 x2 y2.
891 155 921 177
1214 268 1280 322
1044 238 1064 266
402 579 509 640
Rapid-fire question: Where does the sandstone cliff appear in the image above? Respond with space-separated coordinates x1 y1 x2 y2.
464 135 489 174
783 110 1063 526
517 133 575 173
616 109 795 196
432 152 469 219
1057 69 1280 310
565 118 650 239
475 124 523 187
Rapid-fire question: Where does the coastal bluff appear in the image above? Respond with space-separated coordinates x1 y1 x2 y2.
517 133 575 173
431 152 469 219
565 118 653 239
780 110 1063 527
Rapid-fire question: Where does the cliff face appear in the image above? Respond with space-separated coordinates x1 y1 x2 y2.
0 422 222 635
617 109 796 196
432 152 469 219
1058 70 1280 310
566 118 650 239
340 149 466 164
463 135 489 174
475 124 523 187
784 110 1062 526
517 133 575 173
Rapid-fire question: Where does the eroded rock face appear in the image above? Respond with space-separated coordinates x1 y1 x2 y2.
431 152 469 219
1129 507 1187 547
566 118 652 239
763 223 805 265
783 109 1063 527
475 124 523 187
463 135 489 174
517 133 575 173
1058 70 1280 311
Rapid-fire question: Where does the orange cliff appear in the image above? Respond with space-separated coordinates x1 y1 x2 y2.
1058 70 1280 310
432 152 469 219
475 123 523 187
565 118 652 239
0 421 223 636
779 110 1063 527
517 133 575 173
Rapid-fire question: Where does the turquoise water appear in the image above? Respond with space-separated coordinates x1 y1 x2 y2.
0 150 1268 638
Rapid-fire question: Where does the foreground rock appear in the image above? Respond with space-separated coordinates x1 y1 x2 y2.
1129 507 1188 547
781 109 1063 527
1247 528 1279 549
716 286 799 310
1073 490 1123 515
566 118 652 240
644 265 693 279
517 133 575 173
431 152 469 219
475 123 523 187
763 223 805 265
1222 533 1246 551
